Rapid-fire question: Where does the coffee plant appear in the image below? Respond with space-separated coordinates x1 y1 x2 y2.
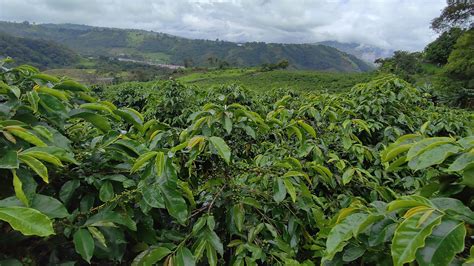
0 60 473 265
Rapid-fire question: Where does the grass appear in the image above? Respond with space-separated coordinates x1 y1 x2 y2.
46 65 377 94
106 48 171 64
420 63 443 75
413 63 446 88
176 68 376 93
178 68 256 83
141 52 172 63
44 68 125 84
76 58 97 68
44 68 100 83
127 31 146 47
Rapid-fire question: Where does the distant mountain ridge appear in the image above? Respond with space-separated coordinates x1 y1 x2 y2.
316 41 394 64
0 21 373 72
0 31 79 68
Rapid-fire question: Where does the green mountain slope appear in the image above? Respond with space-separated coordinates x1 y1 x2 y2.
0 31 79 68
0 21 373 72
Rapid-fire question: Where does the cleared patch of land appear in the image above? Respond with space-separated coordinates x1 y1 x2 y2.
176 68 375 93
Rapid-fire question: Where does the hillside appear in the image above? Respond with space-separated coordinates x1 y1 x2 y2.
0 31 79 68
0 21 373 72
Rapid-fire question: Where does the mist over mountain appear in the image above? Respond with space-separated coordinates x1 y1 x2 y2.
316 41 394 64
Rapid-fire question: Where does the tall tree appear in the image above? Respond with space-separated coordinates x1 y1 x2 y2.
375 51 422 82
431 0 474 32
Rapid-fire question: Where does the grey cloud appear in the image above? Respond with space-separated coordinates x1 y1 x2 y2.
0 0 446 50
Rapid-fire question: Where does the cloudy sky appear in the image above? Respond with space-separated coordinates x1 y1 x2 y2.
0 0 446 51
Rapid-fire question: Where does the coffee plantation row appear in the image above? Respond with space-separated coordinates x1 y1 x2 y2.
0 61 473 265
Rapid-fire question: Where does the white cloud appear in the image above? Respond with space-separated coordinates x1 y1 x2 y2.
0 0 446 50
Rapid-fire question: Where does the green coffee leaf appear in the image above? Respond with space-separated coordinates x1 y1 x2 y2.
391 211 443 266
283 178 297 203
0 150 19 169
18 154 49 183
208 136 231 164
85 210 137 231
382 144 412 163
88 226 107 247
448 151 474 172
60 179 80 204
223 116 232 134
406 137 454 160
408 143 462 171
175 247 195 266
20 150 63 167
80 102 115 114
132 247 171 266
273 178 286 203
69 109 112 133
99 181 114 202
131 151 157 173
206 242 218 266
12 170 28 207
192 217 207 235
26 90 40 113
8 128 47 147
342 168 355 185
324 213 368 261
24 146 78 165
232 204 245 232
0 206 54 236
155 151 165 176
73 229 95 263
36 86 68 101
31 194 69 219
297 120 316 138
205 228 223 255
142 183 165 209
416 219 466 266
53 80 89 92
160 181 188 225
387 196 433 212
114 108 144 131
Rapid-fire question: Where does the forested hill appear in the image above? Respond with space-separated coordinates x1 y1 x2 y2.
0 21 373 72
0 31 79 68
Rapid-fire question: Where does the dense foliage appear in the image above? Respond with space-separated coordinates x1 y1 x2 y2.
444 29 474 83
375 51 423 82
424 27 465 65
0 31 79 69
0 59 473 265
259 60 290 72
376 27 473 108
0 21 372 72
443 28 474 107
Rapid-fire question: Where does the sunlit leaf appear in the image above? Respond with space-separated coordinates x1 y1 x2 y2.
0 206 54 236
